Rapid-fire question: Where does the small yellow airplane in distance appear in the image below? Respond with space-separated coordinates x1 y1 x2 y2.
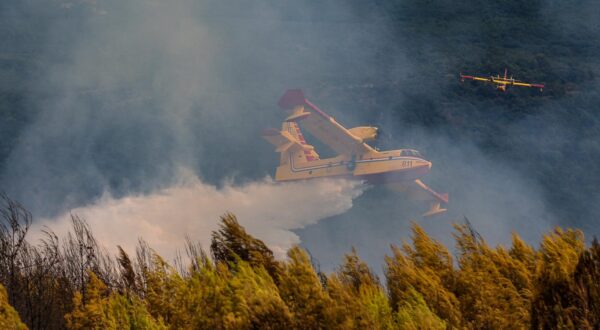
460 68 545 92
262 89 448 217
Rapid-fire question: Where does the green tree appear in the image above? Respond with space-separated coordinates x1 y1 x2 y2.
211 213 282 280
326 248 394 329
573 238 600 328
531 228 585 329
278 246 335 329
453 223 530 329
143 254 185 328
65 272 165 330
181 260 292 330
395 288 445 330
0 284 26 330
385 224 461 327
65 272 116 330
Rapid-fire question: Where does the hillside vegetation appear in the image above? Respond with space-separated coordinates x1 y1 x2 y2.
1 194 600 329
2 2 600 327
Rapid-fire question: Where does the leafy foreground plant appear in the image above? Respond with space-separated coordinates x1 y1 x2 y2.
1 194 600 329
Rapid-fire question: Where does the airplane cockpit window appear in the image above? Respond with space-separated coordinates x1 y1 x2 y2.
401 150 423 158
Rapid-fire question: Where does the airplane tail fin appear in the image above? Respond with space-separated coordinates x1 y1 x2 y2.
262 128 305 153
262 123 319 167
263 90 321 181
282 122 319 160
278 89 306 109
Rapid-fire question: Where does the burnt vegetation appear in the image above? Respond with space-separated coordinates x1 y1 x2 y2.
0 194 599 329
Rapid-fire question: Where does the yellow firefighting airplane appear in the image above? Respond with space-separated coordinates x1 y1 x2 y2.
262 89 448 217
460 68 545 92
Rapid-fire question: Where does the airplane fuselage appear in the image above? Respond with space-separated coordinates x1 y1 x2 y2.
461 71 544 92
274 149 432 183
264 89 448 217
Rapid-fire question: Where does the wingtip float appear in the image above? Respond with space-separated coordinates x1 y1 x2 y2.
460 68 545 92
263 89 448 218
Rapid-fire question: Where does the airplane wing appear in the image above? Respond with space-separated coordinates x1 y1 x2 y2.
513 81 545 89
262 128 315 154
414 179 448 217
387 179 448 217
460 74 490 83
278 89 375 156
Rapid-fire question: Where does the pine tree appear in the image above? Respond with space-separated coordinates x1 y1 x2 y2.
116 246 137 295
404 224 454 287
163 254 292 330
326 248 394 329
65 272 116 329
509 233 536 271
65 272 165 330
143 254 185 328
211 213 282 280
573 238 600 328
109 294 167 330
453 223 530 329
531 228 585 329
278 246 335 329
508 233 537 297
0 284 26 330
179 261 241 329
385 224 462 327
225 261 292 329
395 288 446 330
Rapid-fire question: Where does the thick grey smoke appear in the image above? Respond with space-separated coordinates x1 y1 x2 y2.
1 0 390 215
1 0 386 262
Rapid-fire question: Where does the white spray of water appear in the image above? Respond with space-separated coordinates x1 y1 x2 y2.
30 171 365 260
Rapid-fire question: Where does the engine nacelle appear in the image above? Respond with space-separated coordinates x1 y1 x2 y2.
349 126 378 142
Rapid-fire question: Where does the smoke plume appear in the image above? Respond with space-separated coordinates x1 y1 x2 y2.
30 172 365 260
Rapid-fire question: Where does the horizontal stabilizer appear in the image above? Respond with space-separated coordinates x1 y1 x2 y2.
285 111 311 122
262 128 313 153
422 201 447 217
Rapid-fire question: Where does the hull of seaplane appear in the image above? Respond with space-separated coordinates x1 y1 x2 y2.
274 152 432 184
